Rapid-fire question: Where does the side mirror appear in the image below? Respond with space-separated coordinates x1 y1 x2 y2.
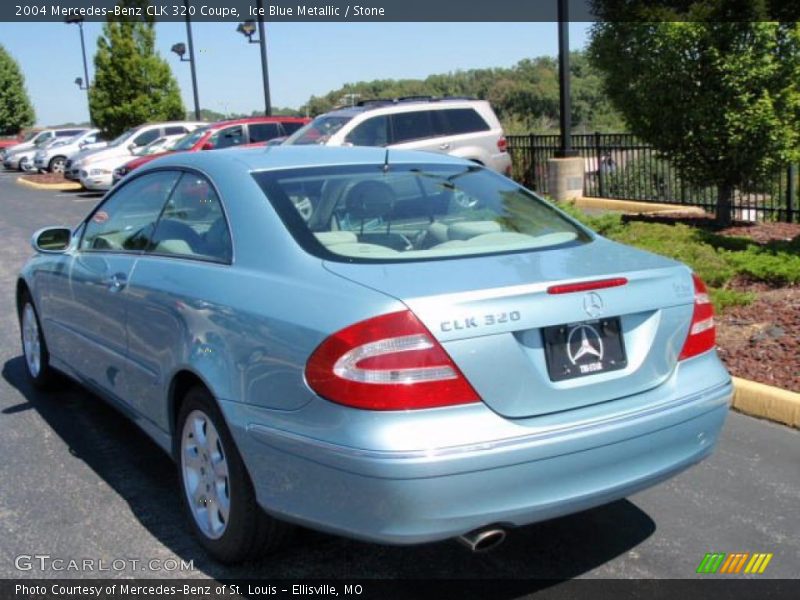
127 143 137 153
201 142 214 150
31 227 72 254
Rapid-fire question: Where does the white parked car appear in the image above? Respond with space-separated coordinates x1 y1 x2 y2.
65 121 205 184
79 154 139 191
33 129 107 174
284 97 512 176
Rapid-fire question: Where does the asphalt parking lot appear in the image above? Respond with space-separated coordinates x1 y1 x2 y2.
0 172 797 585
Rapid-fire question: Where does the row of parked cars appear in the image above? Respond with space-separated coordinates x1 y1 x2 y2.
2 97 513 193
1 116 311 191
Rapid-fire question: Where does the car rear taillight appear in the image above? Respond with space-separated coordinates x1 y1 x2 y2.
497 136 508 153
678 273 716 360
305 310 480 410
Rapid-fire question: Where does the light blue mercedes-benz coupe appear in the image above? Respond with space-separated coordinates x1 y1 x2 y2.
18 146 731 562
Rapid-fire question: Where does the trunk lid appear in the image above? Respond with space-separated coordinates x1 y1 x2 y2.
324 238 697 418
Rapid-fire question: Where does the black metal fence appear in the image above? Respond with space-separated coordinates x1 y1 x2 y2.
507 133 798 223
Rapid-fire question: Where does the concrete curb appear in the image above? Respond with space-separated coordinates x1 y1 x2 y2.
732 377 800 429
17 177 82 191
574 196 708 215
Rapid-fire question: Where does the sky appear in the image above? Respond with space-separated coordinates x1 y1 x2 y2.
0 21 591 126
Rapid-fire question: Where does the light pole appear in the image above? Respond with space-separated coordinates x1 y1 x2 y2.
555 0 577 158
171 0 201 120
171 40 201 120
66 16 92 124
236 0 272 116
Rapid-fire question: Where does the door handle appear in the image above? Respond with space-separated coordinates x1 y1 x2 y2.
106 273 127 292
438 143 451 150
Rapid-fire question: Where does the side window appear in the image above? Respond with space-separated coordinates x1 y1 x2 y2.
81 171 181 252
132 128 160 148
208 126 245 149
164 126 188 136
435 109 490 135
281 121 304 135
248 123 281 143
149 174 231 263
345 116 389 147
390 111 437 144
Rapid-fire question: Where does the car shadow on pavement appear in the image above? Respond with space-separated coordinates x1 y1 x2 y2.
3 356 656 591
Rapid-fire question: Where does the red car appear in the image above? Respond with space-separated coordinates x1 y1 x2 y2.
112 116 309 183
0 129 40 153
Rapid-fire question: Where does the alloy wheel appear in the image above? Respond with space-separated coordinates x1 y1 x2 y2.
22 304 41 378
181 409 231 540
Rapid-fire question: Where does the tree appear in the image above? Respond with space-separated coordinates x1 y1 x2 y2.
297 52 625 134
589 5 800 225
89 1 185 138
0 44 35 135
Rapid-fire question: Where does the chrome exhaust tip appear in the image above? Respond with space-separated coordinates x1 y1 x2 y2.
456 527 507 552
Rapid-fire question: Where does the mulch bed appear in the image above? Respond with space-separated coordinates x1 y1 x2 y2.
716 284 800 393
626 211 800 393
19 172 76 185
623 211 800 242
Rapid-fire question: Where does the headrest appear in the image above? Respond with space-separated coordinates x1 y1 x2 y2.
344 180 395 220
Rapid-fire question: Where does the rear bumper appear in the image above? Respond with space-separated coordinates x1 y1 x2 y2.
488 151 513 175
222 355 731 545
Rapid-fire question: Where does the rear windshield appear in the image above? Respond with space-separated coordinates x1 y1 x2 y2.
283 116 352 145
253 164 590 263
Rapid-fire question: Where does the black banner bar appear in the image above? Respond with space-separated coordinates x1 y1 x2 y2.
3 0 799 23
2 579 799 600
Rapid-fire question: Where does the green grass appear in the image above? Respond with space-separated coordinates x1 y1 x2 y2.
559 202 799 312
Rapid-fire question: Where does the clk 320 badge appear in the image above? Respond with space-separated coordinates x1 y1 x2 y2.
441 311 521 332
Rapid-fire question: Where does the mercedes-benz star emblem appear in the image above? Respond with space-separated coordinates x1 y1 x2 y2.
567 324 604 365
583 292 604 318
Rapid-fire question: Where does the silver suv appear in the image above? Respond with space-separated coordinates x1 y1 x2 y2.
284 97 512 175
33 129 107 173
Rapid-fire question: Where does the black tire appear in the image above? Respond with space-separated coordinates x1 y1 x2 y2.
48 156 67 174
18 291 55 389
175 386 291 563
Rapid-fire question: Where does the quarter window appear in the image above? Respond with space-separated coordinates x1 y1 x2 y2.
435 109 490 135
148 174 231 262
164 126 189 136
81 171 181 252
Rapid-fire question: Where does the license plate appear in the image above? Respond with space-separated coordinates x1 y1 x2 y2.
542 318 627 382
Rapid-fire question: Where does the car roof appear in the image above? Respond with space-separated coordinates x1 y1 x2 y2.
206 116 308 129
320 97 487 118
139 145 471 175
